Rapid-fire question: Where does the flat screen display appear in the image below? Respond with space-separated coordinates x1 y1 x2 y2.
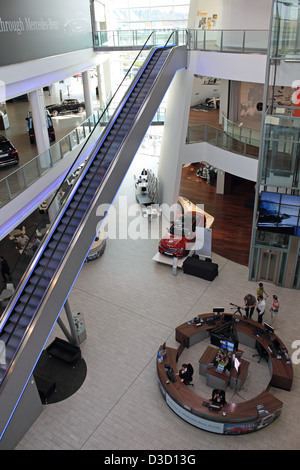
257 191 300 236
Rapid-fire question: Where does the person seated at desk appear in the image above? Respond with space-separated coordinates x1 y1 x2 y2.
211 389 226 407
25 236 41 257
16 233 29 250
176 363 194 385
141 168 147 176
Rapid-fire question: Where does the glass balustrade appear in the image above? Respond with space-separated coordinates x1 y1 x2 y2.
222 114 261 147
0 111 103 209
94 28 269 53
186 124 260 160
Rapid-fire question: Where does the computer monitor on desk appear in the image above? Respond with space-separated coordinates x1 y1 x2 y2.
213 308 224 314
264 322 274 334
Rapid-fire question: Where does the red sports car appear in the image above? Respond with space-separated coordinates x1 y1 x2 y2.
158 211 206 258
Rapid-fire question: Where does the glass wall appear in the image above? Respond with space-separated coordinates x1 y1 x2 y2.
105 0 190 30
249 0 300 289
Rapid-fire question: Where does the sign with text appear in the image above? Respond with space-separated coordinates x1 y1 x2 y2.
0 0 92 66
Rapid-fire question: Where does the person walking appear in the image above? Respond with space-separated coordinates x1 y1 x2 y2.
257 282 268 300
270 295 280 327
0 256 11 283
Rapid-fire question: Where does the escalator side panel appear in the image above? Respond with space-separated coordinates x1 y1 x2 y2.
0 45 187 441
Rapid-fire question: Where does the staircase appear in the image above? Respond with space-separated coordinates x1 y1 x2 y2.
0 44 187 442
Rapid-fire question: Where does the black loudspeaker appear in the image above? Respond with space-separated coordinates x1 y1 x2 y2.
183 257 218 281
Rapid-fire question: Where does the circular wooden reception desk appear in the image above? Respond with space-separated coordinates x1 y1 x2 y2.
157 313 293 435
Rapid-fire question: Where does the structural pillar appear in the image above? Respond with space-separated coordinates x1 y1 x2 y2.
28 89 51 168
82 70 93 118
157 58 195 219
97 64 104 109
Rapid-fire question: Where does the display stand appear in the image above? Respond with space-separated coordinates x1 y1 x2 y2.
72 311 87 343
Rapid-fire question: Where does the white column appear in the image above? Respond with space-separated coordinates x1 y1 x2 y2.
28 88 50 167
82 70 93 118
216 170 225 194
97 64 104 109
157 58 195 220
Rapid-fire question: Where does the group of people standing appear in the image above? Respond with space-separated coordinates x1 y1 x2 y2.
244 283 280 327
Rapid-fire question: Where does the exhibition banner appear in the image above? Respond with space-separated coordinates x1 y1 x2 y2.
0 0 93 66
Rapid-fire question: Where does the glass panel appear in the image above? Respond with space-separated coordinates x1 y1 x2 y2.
118 30 134 46
70 129 79 149
222 30 244 52
77 124 86 142
6 169 26 199
196 29 205 49
50 144 62 165
23 158 40 187
244 30 269 52
268 253 278 281
0 179 10 208
60 135 71 156
38 150 52 175
205 30 221 51
260 251 269 280
292 254 300 288
130 9 150 22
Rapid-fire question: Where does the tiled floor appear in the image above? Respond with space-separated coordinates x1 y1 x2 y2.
15 152 300 451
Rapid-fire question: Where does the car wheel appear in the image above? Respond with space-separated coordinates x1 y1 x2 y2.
77 107 84 113
52 110 59 117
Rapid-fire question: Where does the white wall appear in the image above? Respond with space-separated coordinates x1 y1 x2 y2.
193 51 267 84
2 49 103 101
190 0 272 30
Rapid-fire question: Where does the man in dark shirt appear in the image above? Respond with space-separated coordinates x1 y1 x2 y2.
0 256 11 283
178 363 194 385
244 293 256 319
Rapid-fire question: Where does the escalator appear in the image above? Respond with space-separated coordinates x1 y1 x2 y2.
0 43 187 442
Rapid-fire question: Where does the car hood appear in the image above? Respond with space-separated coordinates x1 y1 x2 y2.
160 235 185 249
46 104 59 109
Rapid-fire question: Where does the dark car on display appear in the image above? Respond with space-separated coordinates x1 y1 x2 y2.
46 98 85 117
0 134 19 167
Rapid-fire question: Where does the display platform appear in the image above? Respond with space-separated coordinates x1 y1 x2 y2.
157 313 293 435
136 193 153 205
152 252 187 268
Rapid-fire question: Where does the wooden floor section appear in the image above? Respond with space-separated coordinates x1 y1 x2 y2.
180 109 255 267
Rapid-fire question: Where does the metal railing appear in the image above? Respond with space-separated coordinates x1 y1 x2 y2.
186 124 260 159
222 114 261 147
94 28 269 54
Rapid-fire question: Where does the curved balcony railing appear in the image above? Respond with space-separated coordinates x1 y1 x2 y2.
94 28 269 54
186 124 259 159
222 114 261 147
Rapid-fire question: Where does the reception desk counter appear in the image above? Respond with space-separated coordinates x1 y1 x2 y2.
157 313 293 435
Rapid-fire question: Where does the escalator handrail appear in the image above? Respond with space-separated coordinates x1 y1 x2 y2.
45 30 159 216
0 39 181 385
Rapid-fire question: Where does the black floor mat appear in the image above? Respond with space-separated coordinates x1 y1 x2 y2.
33 350 87 404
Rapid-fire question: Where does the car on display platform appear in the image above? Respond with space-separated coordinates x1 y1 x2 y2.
0 134 19 167
158 197 214 258
46 98 85 117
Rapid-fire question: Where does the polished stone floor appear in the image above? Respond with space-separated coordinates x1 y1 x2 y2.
15 151 300 451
